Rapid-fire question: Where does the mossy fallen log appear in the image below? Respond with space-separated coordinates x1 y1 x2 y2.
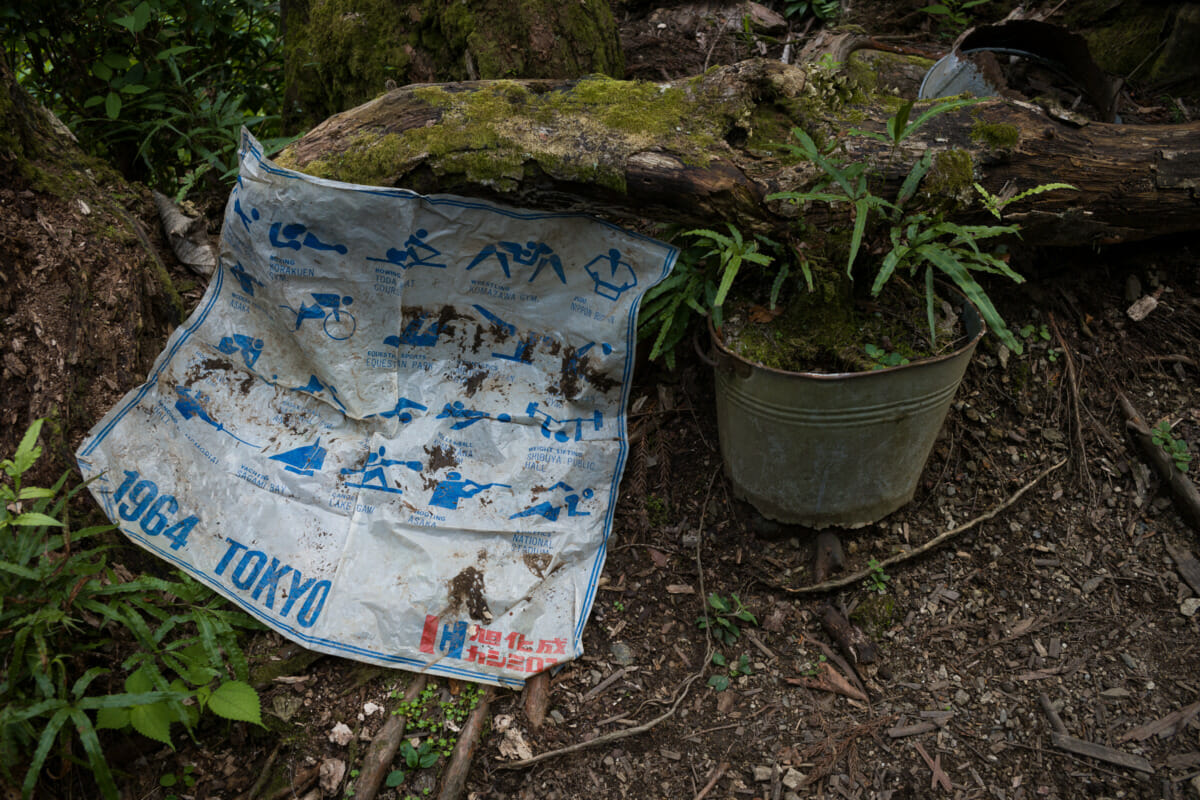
278 56 1200 247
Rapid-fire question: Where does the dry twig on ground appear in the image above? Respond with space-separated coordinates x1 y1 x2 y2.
771 458 1068 595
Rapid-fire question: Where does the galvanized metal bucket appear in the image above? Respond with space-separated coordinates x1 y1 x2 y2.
708 295 984 529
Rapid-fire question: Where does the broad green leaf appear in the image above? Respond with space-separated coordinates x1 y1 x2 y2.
925 266 937 346
206 680 263 726
24 707 70 797
156 44 197 59
707 674 730 691
93 61 114 81
386 770 406 787
904 98 982 140
847 198 870 275
128 1 152 32
0 562 40 579
102 52 132 70
105 91 122 120
130 701 175 747
95 706 131 730
71 708 120 799
9 418 44 475
9 512 63 527
889 100 913 144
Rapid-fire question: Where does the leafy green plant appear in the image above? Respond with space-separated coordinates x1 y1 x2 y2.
975 181 1078 220
159 764 196 800
801 653 828 677
864 342 910 369
697 592 758 645
784 0 840 22
1152 421 1192 472
1018 323 1050 342
683 225 777 330
863 558 891 594
2 0 292 197
638 226 779 368
707 651 753 691
0 419 262 799
852 97 983 149
921 0 992 35
382 680 483 788
764 98 1077 356
767 105 1036 353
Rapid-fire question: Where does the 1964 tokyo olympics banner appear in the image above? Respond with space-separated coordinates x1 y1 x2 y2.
77 130 677 687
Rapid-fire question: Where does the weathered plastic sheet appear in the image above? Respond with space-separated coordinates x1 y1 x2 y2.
76 130 676 687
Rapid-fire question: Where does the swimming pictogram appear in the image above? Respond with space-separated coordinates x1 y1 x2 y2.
509 482 594 521
466 241 565 284
216 333 264 370
339 446 422 494
429 472 512 511
526 402 603 442
269 222 348 255
173 385 260 447
280 293 356 340
436 401 512 430
269 438 327 476
228 261 264 296
366 229 445 270
584 248 637 301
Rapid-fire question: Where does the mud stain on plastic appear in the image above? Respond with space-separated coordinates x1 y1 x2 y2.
461 364 489 397
523 553 551 578
559 348 619 400
425 444 458 472
447 565 489 621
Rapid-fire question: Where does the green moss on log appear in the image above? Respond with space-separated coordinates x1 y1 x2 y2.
297 76 733 192
970 121 1019 150
925 148 975 199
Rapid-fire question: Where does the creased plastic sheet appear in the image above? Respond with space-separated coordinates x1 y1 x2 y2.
76 130 677 687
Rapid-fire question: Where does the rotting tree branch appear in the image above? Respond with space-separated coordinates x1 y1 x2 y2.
278 57 1200 249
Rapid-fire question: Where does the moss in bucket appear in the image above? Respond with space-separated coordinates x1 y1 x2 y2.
717 268 961 374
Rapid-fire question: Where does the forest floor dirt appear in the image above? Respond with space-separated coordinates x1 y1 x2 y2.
4 1 1200 799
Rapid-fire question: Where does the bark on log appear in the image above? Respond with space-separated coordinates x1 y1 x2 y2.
278 56 1200 248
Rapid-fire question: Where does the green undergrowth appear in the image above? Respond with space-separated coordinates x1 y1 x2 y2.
343 680 485 797
1 419 263 799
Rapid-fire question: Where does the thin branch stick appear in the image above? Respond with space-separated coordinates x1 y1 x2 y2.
238 741 282 800
353 675 427 800
773 459 1068 594
1144 354 1198 368
436 685 494 800
522 671 550 729
1118 393 1200 531
495 669 706 770
1049 313 1095 497
693 762 730 800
